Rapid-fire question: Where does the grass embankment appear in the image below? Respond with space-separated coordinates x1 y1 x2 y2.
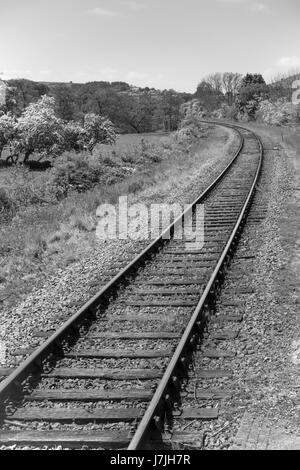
0 125 231 307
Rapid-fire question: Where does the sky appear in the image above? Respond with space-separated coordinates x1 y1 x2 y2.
0 0 300 92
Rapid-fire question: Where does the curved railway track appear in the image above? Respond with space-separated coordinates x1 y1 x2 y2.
0 122 263 450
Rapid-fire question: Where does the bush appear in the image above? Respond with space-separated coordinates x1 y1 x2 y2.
0 96 117 162
50 152 104 194
257 99 299 126
0 187 14 216
2 165 58 211
83 113 116 153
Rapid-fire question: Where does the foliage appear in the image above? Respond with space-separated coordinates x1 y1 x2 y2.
235 74 269 119
5 79 192 134
241 73 266 87
50 152 105 194
175 100 206 142
195 80 224 112
257 99 300 126
6 78 49 114
268 72 300 101
50 137 165 195
83 113 116 153
0 95 117 162
12 95 65 162
0 113 17 157
1 165 59 212
212 103 238 120
61 121 85 152
221 72 243 105
195 72 243 110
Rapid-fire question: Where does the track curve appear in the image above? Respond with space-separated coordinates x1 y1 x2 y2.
0 122 263 450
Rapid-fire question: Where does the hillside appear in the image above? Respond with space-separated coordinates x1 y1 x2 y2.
4 78 192 133
269 72 300 101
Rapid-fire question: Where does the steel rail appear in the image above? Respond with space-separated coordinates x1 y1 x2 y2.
0 122 244 406
128 123 263 450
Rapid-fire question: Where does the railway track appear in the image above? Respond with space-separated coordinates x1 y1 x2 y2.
0 122 263 450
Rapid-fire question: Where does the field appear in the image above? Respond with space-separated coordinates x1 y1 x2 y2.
0 132 170 188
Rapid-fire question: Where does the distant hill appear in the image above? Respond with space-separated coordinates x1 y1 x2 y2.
5 79 192 133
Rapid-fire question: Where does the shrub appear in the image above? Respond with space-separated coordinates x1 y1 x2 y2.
24 234 48 260
83 113 116 153
61 121 85 152
13 95 65 162
50 151 104 194
2 165 58 210
0 187 14 216
0 96 117 162
0 113 16 158
257 99 299 126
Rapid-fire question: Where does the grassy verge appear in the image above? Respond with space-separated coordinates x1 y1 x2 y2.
0 125 231 307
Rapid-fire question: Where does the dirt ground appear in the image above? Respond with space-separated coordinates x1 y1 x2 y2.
229 123 300 450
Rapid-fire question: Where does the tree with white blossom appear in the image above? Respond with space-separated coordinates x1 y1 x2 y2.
0 112 17 158
258 99 299 126
13 95 65 162
83 113 116 153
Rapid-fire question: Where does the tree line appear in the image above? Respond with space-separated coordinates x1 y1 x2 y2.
1 70 299 164
195 71 300 120
3 79 192 134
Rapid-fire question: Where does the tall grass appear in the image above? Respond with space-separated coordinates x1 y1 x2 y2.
0 126 211 305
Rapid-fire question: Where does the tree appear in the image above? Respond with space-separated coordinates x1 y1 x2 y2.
195 80 224 112
0 113 16 158
205 73 223 93
7 79 49 114
83 113 116 153
175 99 206 142
241 73 266 87
51 83 76 121
221 72 243 105
160 90 187 131
236 73 269 119
61 121 85 152
258 99 299 126
13 95 65 162
0 80 7 111
269 71 300 101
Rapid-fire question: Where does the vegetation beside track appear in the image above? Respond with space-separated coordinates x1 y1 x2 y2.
0 124 234 310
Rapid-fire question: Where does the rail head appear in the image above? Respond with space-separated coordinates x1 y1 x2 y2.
0 122 244 407
127 122 264 450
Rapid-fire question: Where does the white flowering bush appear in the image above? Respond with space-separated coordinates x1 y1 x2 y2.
0 95 117 162
13 95 65 162
257 99 299 126
61 121 85 152
0 112 17 157
83 113 116 153
175 100 206 143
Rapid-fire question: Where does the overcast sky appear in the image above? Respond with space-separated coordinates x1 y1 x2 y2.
0 0 299 92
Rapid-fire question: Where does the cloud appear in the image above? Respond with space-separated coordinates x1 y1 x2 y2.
250 3 267 12
88 7 118 17
263 57 300 82
277 57 300 68
0 69 32 80
88 2 145 18
126 71 147 82
218 0 268 12
217 0 248 4
126 1 145 11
